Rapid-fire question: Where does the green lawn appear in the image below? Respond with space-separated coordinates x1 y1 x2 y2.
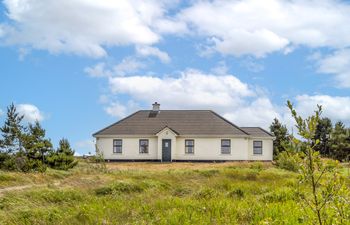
0 161 347 225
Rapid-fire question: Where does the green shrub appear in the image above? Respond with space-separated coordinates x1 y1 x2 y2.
228 188 245 199
276 151 301 172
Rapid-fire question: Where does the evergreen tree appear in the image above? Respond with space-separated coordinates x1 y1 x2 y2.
48 138 77 170
330 122 350 161
22 121 53 171
0 103 25 154
314 117 332 156
269 118 289 157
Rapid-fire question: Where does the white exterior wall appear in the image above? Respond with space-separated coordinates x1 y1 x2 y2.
247 138 273 161
96 137 158 160
95 136 273 161
174 137 249 160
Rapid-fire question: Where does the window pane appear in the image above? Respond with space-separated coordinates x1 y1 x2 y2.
186 146 194 153
115 146 122 153
140 139 149 153
253 141 262 147
221 146 231 154
221 140 230 146
185 140 194 154
115 140 122 146
113 139 122 153
253 147 262 154
185 140 194 146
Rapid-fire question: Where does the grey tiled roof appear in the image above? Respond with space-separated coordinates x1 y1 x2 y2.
240 127 274 137
93 110 250 136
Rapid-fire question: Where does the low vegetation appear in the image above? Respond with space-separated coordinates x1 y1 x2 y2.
0 103 77 172
0 161 348 225
0 102 349 224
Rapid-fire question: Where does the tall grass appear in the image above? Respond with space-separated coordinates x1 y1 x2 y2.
0 162 345 224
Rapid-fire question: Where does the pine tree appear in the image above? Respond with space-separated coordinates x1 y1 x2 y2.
0 103 25 154
269 118 289 157
314 117 332 156
22 121 53 171
48 138 77 170
330 122 350 161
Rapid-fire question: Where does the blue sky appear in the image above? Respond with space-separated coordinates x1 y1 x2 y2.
1 0 350 154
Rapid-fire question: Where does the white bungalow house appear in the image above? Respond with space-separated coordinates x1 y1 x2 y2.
93 102 274 162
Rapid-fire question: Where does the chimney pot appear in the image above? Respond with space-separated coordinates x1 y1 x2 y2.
152 102 160 111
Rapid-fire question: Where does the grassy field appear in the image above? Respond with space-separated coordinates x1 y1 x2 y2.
0 161 348 225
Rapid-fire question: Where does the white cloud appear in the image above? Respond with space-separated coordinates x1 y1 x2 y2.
85 58 145 77
108 69 255 109
105 100 140 118
179 0 350 57
113 58 146 76
75 139 95 154
105 102 128 118
293 95 350 124
1 0 178 57
17 104 44 122
91 64 350 129
211 61 229 75
105 69 284 129
84 63 111 78
316 49 350 88
136 45 171 63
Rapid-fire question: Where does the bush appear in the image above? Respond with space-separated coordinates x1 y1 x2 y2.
276 151 301 172
228 188 245 199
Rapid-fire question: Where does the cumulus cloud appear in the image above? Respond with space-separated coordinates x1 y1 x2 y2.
315 49 350 88
113 58 146 76
136 45 171 63
105 69 284 129
16 104 44 122
293 95 350 124
108 69 255 109
179 0 350 57
85 58 145 77
84 63 111 78
104 100 140 118
0 0 180 57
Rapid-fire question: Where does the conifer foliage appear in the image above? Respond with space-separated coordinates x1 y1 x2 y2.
47 138 77 170
0 103 77 172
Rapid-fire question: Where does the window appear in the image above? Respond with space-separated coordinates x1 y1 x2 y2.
185 139 194 154
139 139 149 154
253 141 263 155
221 139 231 154
113 139 122 154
